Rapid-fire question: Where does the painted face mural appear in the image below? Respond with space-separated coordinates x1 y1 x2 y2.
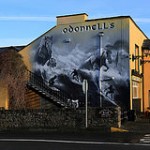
31 21 130 109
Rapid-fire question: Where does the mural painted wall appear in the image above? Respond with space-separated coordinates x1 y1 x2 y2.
27 18 130 109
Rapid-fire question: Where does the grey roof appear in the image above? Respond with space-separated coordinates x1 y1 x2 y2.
0 46 25 53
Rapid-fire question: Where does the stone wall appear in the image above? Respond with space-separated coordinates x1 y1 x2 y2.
0 107 121 130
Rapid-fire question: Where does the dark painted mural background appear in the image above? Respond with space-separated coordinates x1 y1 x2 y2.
30 19 130 109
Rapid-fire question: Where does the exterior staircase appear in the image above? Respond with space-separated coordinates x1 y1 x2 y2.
26 70 71 108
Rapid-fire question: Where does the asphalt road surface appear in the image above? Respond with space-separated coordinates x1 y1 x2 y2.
0 139 150 150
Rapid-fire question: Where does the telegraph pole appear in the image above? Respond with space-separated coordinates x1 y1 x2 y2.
99 32 104 108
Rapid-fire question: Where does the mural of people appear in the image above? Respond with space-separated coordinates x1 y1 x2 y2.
31 28 130 109
71 69 79 81
104 85 115 98
35 36 53 65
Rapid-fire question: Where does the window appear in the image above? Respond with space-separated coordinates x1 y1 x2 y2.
132 81 139 98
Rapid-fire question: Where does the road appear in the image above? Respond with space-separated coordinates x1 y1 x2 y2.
0 139 150 150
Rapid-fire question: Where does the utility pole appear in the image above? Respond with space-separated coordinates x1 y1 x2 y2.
99 32 104 108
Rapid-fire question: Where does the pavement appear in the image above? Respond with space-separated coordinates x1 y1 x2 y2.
119 115 150 144
0 115 150 144
121 115 150 133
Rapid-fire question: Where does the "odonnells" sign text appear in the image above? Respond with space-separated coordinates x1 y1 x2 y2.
62 22 114 34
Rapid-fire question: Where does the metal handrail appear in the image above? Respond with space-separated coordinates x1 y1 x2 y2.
26 69 71 108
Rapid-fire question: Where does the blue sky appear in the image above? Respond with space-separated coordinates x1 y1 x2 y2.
0 0 150 47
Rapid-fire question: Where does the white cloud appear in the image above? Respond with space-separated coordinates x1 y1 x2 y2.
0 16 55 22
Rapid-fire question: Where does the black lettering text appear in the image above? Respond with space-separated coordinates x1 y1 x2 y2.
69 25 73 33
